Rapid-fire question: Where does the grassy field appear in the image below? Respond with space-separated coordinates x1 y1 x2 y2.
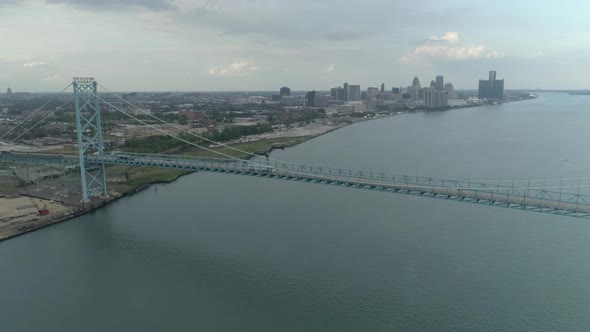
115 167 190 187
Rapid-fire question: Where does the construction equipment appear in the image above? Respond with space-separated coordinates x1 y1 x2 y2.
11 169 49 216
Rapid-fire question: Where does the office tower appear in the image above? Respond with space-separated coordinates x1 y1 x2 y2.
331 87 339 100
391 87 400 94
478 70 504 100
348 85 361 101
489 71 496 81
490 79 504 99
423 88 449 109
306 90 317 106
331 87 346 100
407 85 419 100
443 83 455 99
367 87 379 98
280 86 291 96
343 82 349 101
435 76 444 91
478 80 490 99
412 76 420 87
380 83 385 93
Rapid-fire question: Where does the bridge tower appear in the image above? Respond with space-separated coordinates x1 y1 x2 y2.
72 77 107 202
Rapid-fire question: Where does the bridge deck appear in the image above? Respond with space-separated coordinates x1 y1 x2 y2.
3 152 590 218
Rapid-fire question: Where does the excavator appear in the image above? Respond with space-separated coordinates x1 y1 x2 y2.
11 170 49 216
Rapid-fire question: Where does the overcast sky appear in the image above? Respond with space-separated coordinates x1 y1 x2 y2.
1 0 589 92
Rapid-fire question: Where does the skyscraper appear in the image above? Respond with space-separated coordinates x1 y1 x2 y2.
443 83 455 99
367 87 379 99
412 76 420 87
280 86 291 96
343 82 349 101
380 83 385 93
423 87 449 109
435 76 444 91
349 85 361 101
478 70 504 100
306 90 317 107
489 71 496 81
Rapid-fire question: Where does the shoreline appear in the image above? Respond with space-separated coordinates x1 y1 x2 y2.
0 95 538 243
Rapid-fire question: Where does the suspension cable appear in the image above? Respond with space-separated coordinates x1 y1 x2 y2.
10 98 73 143
95 95 274 165
99 84 590 186
1 83 72 140
98 83 292 163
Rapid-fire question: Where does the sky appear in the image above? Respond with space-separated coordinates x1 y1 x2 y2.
1 0 590 92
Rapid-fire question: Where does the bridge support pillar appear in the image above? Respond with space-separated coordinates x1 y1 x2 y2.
73 77 108 202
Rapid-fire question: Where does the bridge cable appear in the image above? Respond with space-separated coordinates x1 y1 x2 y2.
1 83 72 140
98 83 296 164
95 95 281 166
9 98 73 143
95 96 400 182
97 84 590 190
86 98 590 193
99 85 590 186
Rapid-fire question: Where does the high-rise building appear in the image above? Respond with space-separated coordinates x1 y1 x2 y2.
443 83 455 99
349 85 361 101
489 71 496 81
478 80 490 99
491 79 504 99
412 76 421 87
407 85 420 100
6 88 13 97
331 87 338 100
478 70 504 100
380 83 385 93
343 82 350 101
331 87 346 101
423 87 449 109
367 87 379 99
435 76 444 91
430 80 436 88
391 87 400 94
331 87 337 99
306 90 317 107
280 86 291 96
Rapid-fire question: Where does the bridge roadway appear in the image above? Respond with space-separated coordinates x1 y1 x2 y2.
3 152 590 218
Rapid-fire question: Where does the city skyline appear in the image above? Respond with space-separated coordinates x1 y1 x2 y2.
2 1 589 91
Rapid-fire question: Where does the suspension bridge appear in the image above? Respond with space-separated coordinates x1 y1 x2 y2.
2 77 590 219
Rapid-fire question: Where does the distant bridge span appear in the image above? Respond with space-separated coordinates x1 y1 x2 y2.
3 152 590 219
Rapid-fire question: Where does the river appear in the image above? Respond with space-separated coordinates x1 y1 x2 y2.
2 93 590 331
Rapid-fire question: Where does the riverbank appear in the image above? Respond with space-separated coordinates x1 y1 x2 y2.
0 95 537 242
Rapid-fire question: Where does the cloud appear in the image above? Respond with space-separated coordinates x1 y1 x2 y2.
170 0 414 42
402 32 503 61
45 0 174 11
23 61 49 68
140 60 152 65
42 74 62 81
208 60 258 77
429 32 459 43
321 63 335 73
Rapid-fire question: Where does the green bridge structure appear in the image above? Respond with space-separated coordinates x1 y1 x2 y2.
2 78 590 219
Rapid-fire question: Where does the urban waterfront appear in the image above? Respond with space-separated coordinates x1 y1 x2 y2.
2 93 590 331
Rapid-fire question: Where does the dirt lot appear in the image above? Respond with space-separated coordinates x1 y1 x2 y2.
0 196 75 240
